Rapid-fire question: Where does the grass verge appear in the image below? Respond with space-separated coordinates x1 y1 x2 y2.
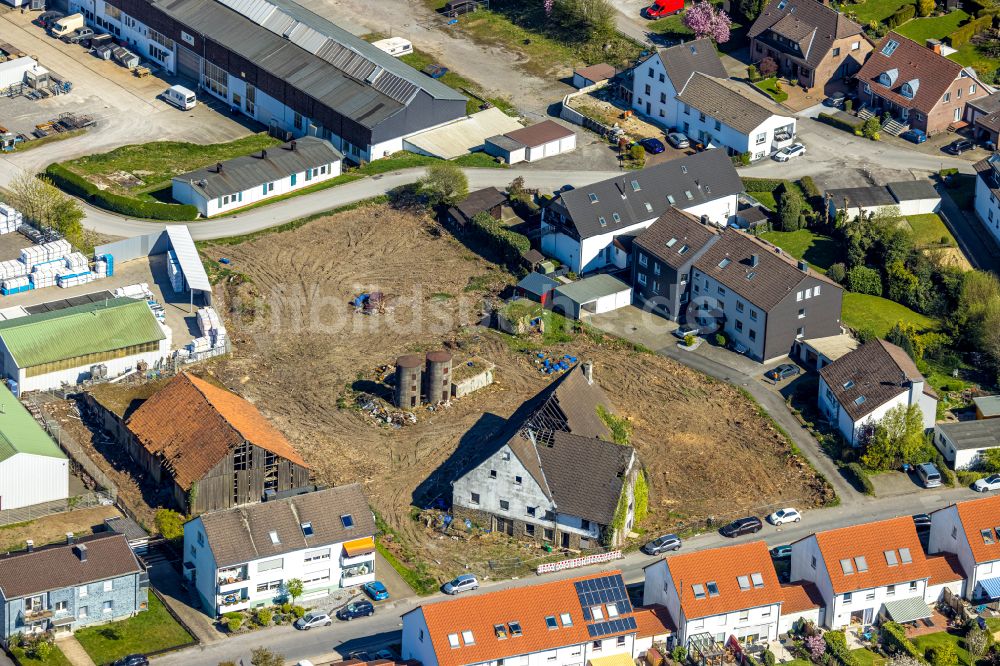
842 292 937 337
75 593 194 665
906 213 957 248
374 512 438 596
759 229 842 272
10 129 87 153
754 77 789 104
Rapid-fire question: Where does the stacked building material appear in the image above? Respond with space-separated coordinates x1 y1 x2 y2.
31 261 69 289
0 205 22 235
114 283 152 299
0 260 27 281
196 307 226 348
57 271 95 288
167 250 183 293
1 276 32 295
94 254 113 278
65 252 89 271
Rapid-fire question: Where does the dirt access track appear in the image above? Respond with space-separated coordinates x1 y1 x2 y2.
185 201 833 582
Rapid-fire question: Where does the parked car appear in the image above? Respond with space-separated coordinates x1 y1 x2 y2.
111 656 148 666
823 92 845 108
730 341 749 355
768 507 802 525
35 11 64 28
915 462 943 488
945 138 975 155
63 27 95 44
912 513 932 531
666 132 690 149
766 364 800 381
638 137 666 154
294 612 332 630
642 533 682 555
422 64 449 79
902 128 927 144
673 325 700 339
374 650 397 661
443 573 479 594
645 0 683 17
336 600 375 621
720 516 763 538
362 581 389 601
974 474 1000 492
773 143 806 162
771 545 792 559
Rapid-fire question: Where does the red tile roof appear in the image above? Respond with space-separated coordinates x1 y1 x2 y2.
664 541 783 619
813 516 930 594
955 495 1000 564
780 582 824 615
857 33 963 115
412 571 636 666
127 372 307 490
633 605 675 638
925 553 965 586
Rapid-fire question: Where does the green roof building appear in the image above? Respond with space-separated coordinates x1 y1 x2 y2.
0 384 68 510
0 297 170 394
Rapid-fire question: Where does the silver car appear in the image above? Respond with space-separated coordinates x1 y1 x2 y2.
773 143 806 161
443 574 479 595
974 474 1000 492
666 132 690 149
294 612 332 630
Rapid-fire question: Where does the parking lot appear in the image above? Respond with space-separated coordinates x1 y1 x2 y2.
0 8 251 174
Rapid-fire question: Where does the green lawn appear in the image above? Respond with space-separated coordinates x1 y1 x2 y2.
842 292 937 337
912 630 973 666
896 10 970 43
944 174 978 211
847 0 913 24
759 229 842 272
62 134 281 197
748 191 778 209
9 645 73 666
755 77 789 104
851 648 885 666
906 213 957 248
75 594 194 665
649 13 695 40
950 42 1000 87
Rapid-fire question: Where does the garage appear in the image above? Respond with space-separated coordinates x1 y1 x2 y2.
485 120 576 165
552 274 632 319
887 180 942 215
176 45 202 81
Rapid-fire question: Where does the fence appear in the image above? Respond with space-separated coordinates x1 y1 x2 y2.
0 492 111 530
537 550 623 575
559 82 616 137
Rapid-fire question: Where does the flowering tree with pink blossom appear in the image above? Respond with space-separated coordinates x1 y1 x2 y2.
544 0 555 15
682 2 732 43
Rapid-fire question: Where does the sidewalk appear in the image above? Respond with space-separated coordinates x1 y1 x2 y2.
55 635 96 666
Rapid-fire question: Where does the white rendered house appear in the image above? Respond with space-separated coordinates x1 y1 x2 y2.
929 495 1000 601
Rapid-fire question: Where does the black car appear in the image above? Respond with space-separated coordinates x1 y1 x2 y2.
112 655 149 666
642 533 682 555
720 516 763 538
945 139 975 155
767 364 801 381
336 599 375 621
912 513 932 531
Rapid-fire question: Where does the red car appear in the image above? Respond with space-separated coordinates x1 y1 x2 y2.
645 0 683 18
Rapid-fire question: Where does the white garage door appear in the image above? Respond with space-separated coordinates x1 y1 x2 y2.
559 134 577 153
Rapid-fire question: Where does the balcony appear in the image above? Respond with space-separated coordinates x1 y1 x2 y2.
217 589 250 612
217 566 249 593
23 609 53 622
771 126 795 152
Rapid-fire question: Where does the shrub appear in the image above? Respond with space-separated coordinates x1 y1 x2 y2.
763 650 776 666
806 635 827 660
467 211 531 271
155 508 185 541
936 453 956 487
759 56 778 78
253 607 273 626
861 116 881 141
846 266 883 296
716 333 727 346
845 99 853 113
817 113 861 134
741 177 788 193
280 602 292 614
881 622 924 661
226 616 243 633
45 163 199 221
800 176 822 210
824 630 848 653
684 334 696 347
927 643 957 666
748 64 761 81
789 78 799 87
672 646 688 663
846 462 875 495
292 605 306 619
827 263 847 284
887 3 916 27
950 14 992 47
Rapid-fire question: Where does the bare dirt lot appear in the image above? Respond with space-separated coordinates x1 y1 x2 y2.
0 505 122 553
179 201 831 582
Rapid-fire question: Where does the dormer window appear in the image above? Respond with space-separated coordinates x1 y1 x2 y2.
879 68 899 87
589 193 599 203
901 79 919 98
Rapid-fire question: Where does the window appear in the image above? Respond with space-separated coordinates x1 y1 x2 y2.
699 112 706 122
639 253 648 267
55 600 67 611
714 120 721 131
599 216 607 227
499 499 510 511
258 558 283 572
589 193 599 203
203 60 228 99
972 84 978 94
693 584 706 599
660 93 667 104
654 263 660 275
751 572 764 588
515 475 522 485
796 291 803 302
79 586 88 598
843 592 853 604
944 92 951 102
591 605 605 620
648 67 654 78
544 528 554 541
749 330 756 341
638 273 647 286
833 47 841 56
958 87 963 98
501 452 510 461
78 606 88 619
256 579 283 593
612 213 621 224
736 301 744 313
526 506 536 517
885 550 899 566
471 492 480 505
738 575 750 591
341 514 355 528
607 604 620 618
815 285 821 296
910 581 918 592
684 104 691 115
462 630 475 645
840 559 854 575
855 556 868 572
448 634 460 648
645 84 651 95
811 556 817 570
269 530 280 545
756 132 766 145
750 309 758 321
984 529 995 545
617 636 627 648
899 548 912 564
718 286 726 296
561 613 573 626
887 584 896 596
593 640 603 652
103 600 114 613
304 548 330 563
525 524 535 536
103 580 113 592
736 320 743 333
852 41 860 50
739 610 749 622
294 112 303 130
866 590 876 600
509 621 523 636
546 616 558 629
490 469 497 479
494 624 508 640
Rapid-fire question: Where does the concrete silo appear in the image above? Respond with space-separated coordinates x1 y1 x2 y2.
424 350 453 404
394 354 425 409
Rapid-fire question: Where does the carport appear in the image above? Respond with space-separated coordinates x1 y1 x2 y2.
553 274 631 319
404 108 523 159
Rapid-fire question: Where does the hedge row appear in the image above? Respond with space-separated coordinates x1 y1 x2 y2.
45 163 199 221
845 463 875 496
800 176 822 211
740 177 788 193
824 631 861 666
817 113 860 134
950 14 993 47
887 2 916 27
881 622 926 662
468 211 530 270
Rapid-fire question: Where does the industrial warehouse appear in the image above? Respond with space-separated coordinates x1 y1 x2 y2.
67 0 469 161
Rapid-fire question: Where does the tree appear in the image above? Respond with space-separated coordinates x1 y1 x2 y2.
861 115 881 140
927 643 958 666
683 2 732 43
285 578 304 604
251 647 285 666
917 0 935 16
967 627 991 662
552 0 617 39
630 142 646 167
419 161 468 206
507 176 528 204
736 0 766 22
886 259 920 306
861 404 927 471
983 448 1000 473
846 266 883 296
6 172 84 244
827 262 847 284
778 188 803 231
747 64 761 82
758 56 778 78
887 321 926 362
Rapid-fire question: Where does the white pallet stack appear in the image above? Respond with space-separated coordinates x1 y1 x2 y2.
94 259 108 278
189 336 212 355
196 307 227 348
65 252 89 271
2 276 29 290
20 245 44 270
58 272 95 289
0 260 27 281
167 250 183 293
0 205 22 235
41 240 71 261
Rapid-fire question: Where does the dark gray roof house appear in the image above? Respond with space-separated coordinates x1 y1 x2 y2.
935 419 1000 452
634 207 720 270
658 38 728 92
548 149 743 241
172 137 342 200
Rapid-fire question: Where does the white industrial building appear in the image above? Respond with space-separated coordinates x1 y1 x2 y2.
0 297 171 395
552 275 632 319
0 57 43 93
818 339 938 446
0 385 68 511
183 484 376 616
541 150 742 274
171 138 342 217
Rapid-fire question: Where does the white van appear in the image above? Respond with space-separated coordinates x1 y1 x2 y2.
164 85 197 111
50 13 84 39
371 37 413 58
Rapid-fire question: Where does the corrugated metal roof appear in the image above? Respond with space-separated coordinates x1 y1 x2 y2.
164 226 212 293
0 385 66 463
0 298 165 370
